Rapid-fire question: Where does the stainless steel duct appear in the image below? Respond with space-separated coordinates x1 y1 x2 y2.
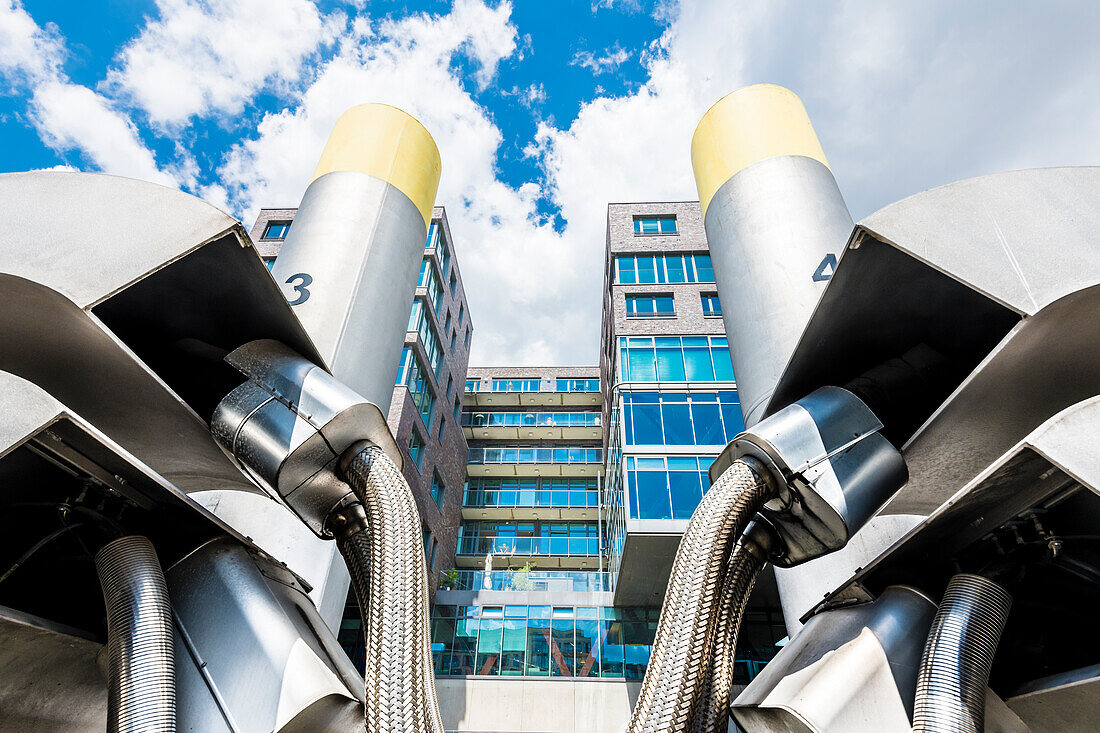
913 574 1013 733
95 536 175 733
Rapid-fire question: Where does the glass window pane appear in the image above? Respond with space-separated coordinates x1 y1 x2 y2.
712 345 735 381
692 402 724 445
636 471 671 519
660 217 677 233
684 348 715 381
669 471 704 519
665 256 685 283
627 347 656 381
631 402 663 445
636 257 656 283
661 403 693 445
694 255 714 282
550 619 575 676
721 401 746 441
656 347 686 381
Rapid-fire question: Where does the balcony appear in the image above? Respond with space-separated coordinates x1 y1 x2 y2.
462 485 600 521
463 383 602 408
467 447 603 478
439 570 611 593
462 410 602 441
455 536 600 569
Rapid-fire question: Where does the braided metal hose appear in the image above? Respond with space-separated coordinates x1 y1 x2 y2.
627 458 775 733
95 535 176 733
334 442 444 733
691 522 775 733
913 573 1012 733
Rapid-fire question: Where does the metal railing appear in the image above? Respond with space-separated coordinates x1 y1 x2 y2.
461 411 601 428
439 570 611 592
467 447 603 465
463 487 600 509
456 536 600 557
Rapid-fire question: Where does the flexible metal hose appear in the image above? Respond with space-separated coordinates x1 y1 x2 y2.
691 522 775 733
627 458 775 733
913 573 1012 733
335 442 444 733
95 535 176 733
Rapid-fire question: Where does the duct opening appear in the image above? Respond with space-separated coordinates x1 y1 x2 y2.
92 232 322 421
0 419 226 636
767 234 1021 446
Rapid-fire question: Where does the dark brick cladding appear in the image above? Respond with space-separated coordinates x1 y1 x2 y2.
250 205 472 598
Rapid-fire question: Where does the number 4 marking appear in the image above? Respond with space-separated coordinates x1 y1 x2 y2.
812 253 837 282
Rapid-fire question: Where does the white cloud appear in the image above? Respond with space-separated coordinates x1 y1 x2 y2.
571 45 631 75
218 0 596 367
0 0 180 187
106 0 338 128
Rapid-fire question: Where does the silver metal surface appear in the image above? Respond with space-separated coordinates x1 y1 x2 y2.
96 536 175 733
626 459 775 733
814 395 1100 616
271 170 428 412
913 574 1012 733
0 171 321 497
211 339 400 536
709 387 907 567
168 537 363 733
704 155 853 428
732 585 938 732
337 444 444 733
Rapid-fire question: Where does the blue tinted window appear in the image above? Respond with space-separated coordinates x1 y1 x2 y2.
661 402 693 445
261 220 291 240
665 256 686 283
712 346 735 381
408 428 424 470
669 470 703 519
636 257 657 283
633 216 677 235
626 294 674 317
694 255 714 282
701 293 721 316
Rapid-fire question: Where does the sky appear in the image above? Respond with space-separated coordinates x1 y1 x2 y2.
2 1 1099 367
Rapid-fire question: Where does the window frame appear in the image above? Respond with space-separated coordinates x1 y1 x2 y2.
261 220 292 241
632 215 678 236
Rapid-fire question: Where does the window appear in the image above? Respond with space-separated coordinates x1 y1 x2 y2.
449 270 457 296
633 215 677 235
446 375 454 398
457 521 599 557
453 397 461 421
556 379 599 392
418 258 444 316
261 220 291 240
408 427 424 470
458 303 464 326
615 254 714 284
465 477 599 509
395 347 436 429
465 327 471 349
624 455 715 520
408 302 443 379
466 379 480 392
431 471 446 508
492 379 540 392
701 293 721 317
620 391 743 447
423 527 432 556
439 416 446 439
428 221 452 276
450 329 457 351
445 310 452 332
262 256 276 271
463 411 601 428
625 294 675 318
429 538 437 572
617 336 735 382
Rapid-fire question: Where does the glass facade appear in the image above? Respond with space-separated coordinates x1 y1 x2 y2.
464 477 599 508
428 221 452 276
617 336 734 382
625 294 675 318
491 378 541 392
621 391 743 446
556 378 599 392
395 347 436 429
418 258 444 316
408 302 443 379
462 411 601 428
457 521 599 557
431 605 655 678
467 446 602 465
615 254 713 284
625 455 714 520
465 379 480 392
442 570 610 593
633 215 677 235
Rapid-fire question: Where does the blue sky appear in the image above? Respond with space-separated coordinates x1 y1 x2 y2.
2 1 1099 365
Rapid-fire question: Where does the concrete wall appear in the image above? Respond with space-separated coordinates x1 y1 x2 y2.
437 678 641 733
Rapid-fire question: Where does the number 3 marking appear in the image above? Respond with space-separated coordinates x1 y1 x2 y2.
286 273 313 305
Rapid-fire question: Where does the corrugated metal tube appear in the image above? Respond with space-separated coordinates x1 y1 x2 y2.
96 535 176 733
913 573 1012 733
